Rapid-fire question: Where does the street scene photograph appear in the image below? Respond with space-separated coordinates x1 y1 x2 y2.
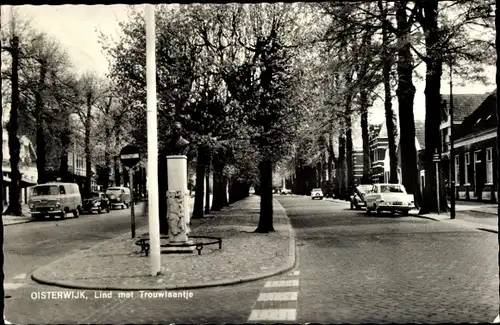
1 1 498 323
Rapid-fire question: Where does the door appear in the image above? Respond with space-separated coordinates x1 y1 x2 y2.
474 150 484 197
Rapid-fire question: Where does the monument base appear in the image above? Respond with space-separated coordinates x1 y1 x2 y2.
163 239 195 254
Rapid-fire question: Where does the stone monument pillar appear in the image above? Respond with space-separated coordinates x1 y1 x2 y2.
166 155 194 252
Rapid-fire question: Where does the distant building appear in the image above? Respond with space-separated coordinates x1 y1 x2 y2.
352 148 363 184
453 90 497 202
2 128 38 207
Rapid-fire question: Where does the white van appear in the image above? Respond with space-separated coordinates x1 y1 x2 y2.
28 183 82 220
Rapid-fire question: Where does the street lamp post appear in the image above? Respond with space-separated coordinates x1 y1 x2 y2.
449 62 456 219
146 4 161 276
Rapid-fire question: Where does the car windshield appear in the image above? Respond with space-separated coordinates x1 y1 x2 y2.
84 192 100 199
380 185 405 193
31 185 59 196
356 185 372 193
106 189 122 196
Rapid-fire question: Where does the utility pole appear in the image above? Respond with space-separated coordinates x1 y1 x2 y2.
449 62 456 219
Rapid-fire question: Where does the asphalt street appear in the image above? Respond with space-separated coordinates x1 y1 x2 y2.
4 195 499 323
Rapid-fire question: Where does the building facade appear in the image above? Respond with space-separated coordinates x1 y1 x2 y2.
352 148 364 184
453 90 497 202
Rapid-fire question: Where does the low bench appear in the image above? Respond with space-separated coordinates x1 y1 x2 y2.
135 235 222 256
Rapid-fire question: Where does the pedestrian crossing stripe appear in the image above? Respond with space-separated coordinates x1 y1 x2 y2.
13 273 27 279
264 279 299 288
248 309 296 321
248 271 300 322
5 282 26 290
257 292 298 301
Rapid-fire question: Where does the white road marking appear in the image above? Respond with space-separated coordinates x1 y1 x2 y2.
293 271 300 276
13 273 27 279
493 315 500 323
264 280 299 288
4 283 26 290
248 309 296 321
257 292 298 301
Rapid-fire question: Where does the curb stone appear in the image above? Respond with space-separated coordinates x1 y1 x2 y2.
411 214 498 233
3 219 32 226
31 197 297 291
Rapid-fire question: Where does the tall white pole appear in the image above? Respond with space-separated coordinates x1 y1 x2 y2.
146 4 161 276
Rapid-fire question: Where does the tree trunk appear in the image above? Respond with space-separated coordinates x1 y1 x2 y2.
35 61 47 185
338 135 347 199
396 0 422 206
84 93 93 195
103 128 111 189
345 112 354 195
380 1 399 184
158 153 168 235
419 0 447 214
5 36 22 216
114 156 121 186
192 146 207 219
211 154 226 211
205 163 210 215
255 158 274 233
360 90 371 183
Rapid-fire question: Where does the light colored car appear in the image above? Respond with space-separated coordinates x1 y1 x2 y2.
364 183 415 215
106 186 131 209
281 188 292 195
28 182 82 220
311 188 324 200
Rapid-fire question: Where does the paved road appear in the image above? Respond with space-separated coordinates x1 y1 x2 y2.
4 195 498 323
280 195 498 323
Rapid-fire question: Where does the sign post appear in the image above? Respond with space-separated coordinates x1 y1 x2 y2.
120 145 141 238
433 151 441 215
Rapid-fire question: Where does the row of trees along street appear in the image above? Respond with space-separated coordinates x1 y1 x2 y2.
1 10 138 216
280 0 494 215
1 2 495 232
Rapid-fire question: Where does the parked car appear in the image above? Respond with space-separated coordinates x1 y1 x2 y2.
105 186 131 209
350 184 373 210
363 183 415 215
28 183 82 220
311 188 324 200
281 188 292 195
82 192 110 214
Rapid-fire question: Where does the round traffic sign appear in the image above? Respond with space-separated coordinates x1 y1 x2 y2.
120 145 141 168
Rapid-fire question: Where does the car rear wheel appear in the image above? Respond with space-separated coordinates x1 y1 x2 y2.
401 210 409 216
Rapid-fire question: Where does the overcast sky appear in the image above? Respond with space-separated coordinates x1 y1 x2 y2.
1 4 496 146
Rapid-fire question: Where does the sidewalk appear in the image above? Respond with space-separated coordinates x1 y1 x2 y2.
412 210 498 233
31 195 296 290
3 204 32 226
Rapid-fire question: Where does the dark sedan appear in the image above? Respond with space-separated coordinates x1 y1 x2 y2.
82 192 110 214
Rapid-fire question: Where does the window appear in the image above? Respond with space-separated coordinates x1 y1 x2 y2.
486 147 493 184
59 186 66 195
474 150 481 164
464 152 470 184
32 185 59 196
454 155 460 186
